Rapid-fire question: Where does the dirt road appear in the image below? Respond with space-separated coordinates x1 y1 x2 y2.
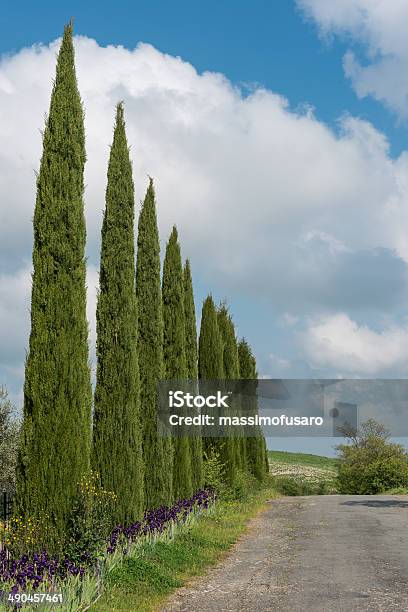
161 495 408 612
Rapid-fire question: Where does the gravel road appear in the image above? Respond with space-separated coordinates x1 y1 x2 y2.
161 495 408 612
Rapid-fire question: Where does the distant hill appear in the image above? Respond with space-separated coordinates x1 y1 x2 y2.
268 450 338 470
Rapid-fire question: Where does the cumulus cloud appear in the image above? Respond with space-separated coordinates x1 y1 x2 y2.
297 0 408 118
302 313 408 375
1 34 408 395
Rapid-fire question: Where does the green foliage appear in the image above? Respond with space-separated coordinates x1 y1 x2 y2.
183 261 198 382
16 22 92 541
0 387 19 494
136 179 172 509
108 556 181 592
162 227 192 501
238 339 266 481
268 450 338 469
269 449 339 495
199 295 224 459
238 338 256 379
362 457 408 494
94 479 277 611
92 103 144 524
336 419 408 494
65 470 118 564
217 304 239 379
162 227 187 380
183 260 202 492
216 304 239 485
202 449 226 496
384 487 408 495
203 447 258 502
273 476 338 496
223 470 258 502
0 514 55 558
198 295 224 380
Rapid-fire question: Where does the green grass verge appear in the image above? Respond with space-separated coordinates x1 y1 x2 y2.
91 481 278 612
268 450 338 469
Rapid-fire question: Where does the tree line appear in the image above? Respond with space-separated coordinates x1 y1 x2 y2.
14 23 268 543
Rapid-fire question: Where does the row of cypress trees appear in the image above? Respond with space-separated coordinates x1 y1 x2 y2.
15 23 268 540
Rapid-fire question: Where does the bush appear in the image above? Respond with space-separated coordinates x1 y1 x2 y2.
203 449 226 496
336 419 408 494
223 470 258 502
64 470 117 563
360 457 408 494
203 450 259 501
273 476 334 496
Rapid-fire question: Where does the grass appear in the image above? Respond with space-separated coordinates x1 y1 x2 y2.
268 450 339 495
268 450 338 469
90 479 278 612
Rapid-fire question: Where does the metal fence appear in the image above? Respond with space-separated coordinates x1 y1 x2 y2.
1 491 14 521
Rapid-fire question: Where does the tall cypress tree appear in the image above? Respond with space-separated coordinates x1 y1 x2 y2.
163 227 192 500
92 103 143 523
16 23 92 539
217 304 239 484
136 179 172 508
183 259 202 491
198 295 224 380
198 295 224 458
238 339 266 480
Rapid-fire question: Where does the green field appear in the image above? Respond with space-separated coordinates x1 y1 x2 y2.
268 450 339 495
268 450 338 469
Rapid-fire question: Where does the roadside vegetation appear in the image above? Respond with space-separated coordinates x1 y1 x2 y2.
269 419 408 497
93 473 277 611
268 450 339 495
336 419 408 495
0 21 270 611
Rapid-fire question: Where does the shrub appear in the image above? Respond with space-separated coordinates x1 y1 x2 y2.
0 515 53 558
273 476 338 496
64 470 117 563
203 450 259 501
360 457 408 494
203 449 226 496
223 470 258 502
336 418 408 494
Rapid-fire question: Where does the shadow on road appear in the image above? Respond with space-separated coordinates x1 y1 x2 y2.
341 499 408 509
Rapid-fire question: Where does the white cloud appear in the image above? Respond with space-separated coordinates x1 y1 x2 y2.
297 0 408 118
269 353 291 370
302 313 408 374
0 266 31 365
280 313 300 327
1 34 408 393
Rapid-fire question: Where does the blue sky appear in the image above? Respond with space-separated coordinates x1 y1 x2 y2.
1 1 408 455
1 0 405 154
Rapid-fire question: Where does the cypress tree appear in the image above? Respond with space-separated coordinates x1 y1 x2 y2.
198 295 224 380
217 304 239 484
163 227 192 500
238 339 266 480
136 179 172 508
198 295 224 458
92 103 143 523
183 259 202 491
16 23 92 539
